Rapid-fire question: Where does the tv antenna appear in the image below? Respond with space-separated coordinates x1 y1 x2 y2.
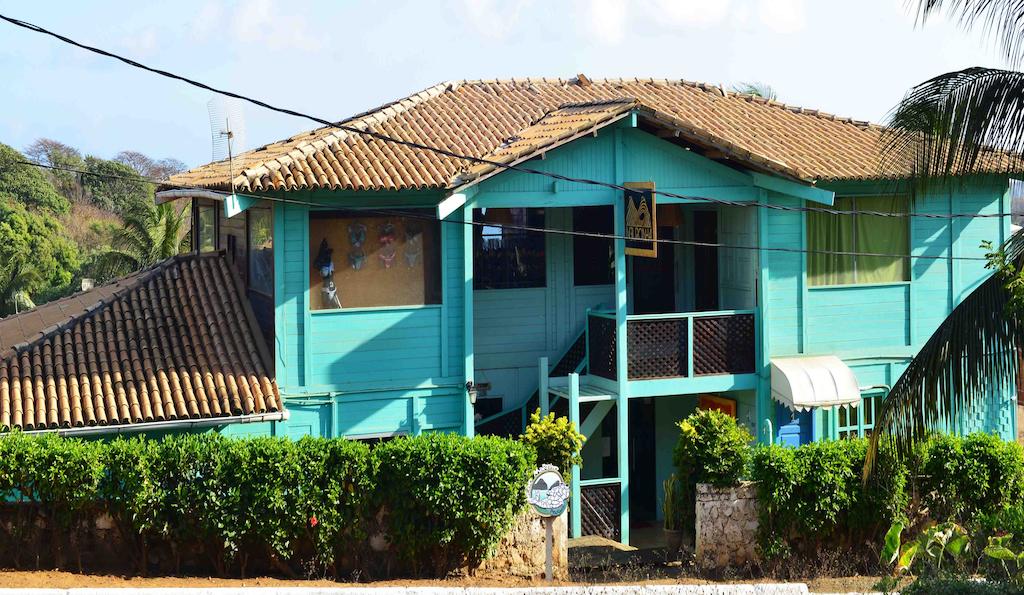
207 97 247 192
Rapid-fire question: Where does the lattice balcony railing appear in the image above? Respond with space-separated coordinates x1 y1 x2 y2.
586 310 756 381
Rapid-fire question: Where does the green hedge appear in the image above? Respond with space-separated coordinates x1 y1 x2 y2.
751 433 1024 560
671 412 1024 562
918 433 1024 522
751 438 908 558
0 431 533 578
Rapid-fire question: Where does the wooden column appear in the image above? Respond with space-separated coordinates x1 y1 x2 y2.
463 204 475 438
569 372 581 538
613 151 630 544
539 356 550 416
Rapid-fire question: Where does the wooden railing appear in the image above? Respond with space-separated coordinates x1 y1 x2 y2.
586 310 756 381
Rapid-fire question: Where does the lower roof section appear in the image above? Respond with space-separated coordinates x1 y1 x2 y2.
0 252 282 434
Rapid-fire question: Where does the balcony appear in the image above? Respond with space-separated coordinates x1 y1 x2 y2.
587 310 757 385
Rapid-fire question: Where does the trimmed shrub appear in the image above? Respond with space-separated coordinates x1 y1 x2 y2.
521 409 584 475
673 409 751 487
671 409 752 541
373 433 534 575
919 433 1024 523
0 431 527 578
751 438 908 557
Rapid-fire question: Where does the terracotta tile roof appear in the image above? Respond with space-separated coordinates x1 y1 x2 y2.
169 76 971 194
0 252 281 432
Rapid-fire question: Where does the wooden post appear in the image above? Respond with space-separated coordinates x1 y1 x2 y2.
545 517 554 581
612 149 630 545
569 372 581 538
463 204 475 438
539 356 550 416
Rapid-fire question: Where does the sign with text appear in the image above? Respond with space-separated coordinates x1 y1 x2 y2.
624 181 657 258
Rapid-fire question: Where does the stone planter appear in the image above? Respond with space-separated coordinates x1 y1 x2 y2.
695 481 759 569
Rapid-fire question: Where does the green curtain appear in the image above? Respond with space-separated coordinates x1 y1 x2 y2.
807 197 855 286
856 195 909 284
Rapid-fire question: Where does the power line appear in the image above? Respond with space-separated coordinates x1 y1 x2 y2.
15 158 994 262
0 13 1016 222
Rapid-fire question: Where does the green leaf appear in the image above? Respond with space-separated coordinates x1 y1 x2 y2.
881 521 905 565
898 542 920 573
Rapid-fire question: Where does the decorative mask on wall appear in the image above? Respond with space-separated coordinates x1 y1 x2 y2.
349 248 366 270
404 222 422 267
348 223 367 248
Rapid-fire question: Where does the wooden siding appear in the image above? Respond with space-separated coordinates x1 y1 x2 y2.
762 177 1016 442
271 193 468 438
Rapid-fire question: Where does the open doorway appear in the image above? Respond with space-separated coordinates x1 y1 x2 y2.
631 226 676 314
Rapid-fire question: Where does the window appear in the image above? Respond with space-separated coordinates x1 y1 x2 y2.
473 208 546 289
573 206 614 286
830 392 885 439
247 207 273 296
309 210 441 310
195 203 217 252
807 196 909 286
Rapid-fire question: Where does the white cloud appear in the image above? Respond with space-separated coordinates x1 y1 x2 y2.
459 0 535 40
757 0 806 34
585 0 629 45
189 2 224 41
647 0 732 28
231 0 324 52
120 27 159 58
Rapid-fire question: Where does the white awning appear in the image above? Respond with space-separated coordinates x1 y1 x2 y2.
770 356 861 411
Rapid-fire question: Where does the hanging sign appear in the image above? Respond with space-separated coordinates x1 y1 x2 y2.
624 181 657 258
527 464 569 518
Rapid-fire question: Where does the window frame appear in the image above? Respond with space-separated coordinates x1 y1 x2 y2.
193 201 219 253
572 206 615 287
806 195 910 288
246 206 274 298
472 207 548 291
307 208 443 311
825 390 886 440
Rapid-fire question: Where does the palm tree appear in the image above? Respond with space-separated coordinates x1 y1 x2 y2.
868 0 1024 471
730 82 778 101
0 249 41 317
92 202 190 280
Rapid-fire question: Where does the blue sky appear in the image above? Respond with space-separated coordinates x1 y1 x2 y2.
0 0 1013 169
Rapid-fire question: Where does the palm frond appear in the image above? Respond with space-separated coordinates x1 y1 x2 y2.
883 67 1024 181
92 250 143 281
865 229 1024 478
911 0 1024 66
730 81 778 101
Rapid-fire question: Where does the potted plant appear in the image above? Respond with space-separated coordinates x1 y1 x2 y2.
663 473 685 553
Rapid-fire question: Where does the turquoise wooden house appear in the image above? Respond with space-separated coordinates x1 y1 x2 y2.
162 76 1015 545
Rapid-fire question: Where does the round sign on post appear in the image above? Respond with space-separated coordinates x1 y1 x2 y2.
526 464 568 581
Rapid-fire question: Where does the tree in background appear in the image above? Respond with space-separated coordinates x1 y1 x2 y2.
114 150 186 181
730 81 778 101
0 143 70 214
869 0 1024 471
82 156 153 216
91 202 190 281
24 138 87 204
0 199 80 310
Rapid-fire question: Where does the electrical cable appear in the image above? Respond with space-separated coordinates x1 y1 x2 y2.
1 13 1018 222
15 160 990 262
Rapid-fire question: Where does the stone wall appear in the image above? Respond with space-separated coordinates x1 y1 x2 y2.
695 481 759 569
478 508 568 579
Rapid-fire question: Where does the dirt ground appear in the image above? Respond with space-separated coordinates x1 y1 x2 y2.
0 570 887 591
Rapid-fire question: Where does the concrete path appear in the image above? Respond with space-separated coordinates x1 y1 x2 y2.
0 586 812 595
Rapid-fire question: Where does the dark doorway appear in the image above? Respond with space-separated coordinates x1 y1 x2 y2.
631 226 676 314
628 398 657 524
693 211 719 311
